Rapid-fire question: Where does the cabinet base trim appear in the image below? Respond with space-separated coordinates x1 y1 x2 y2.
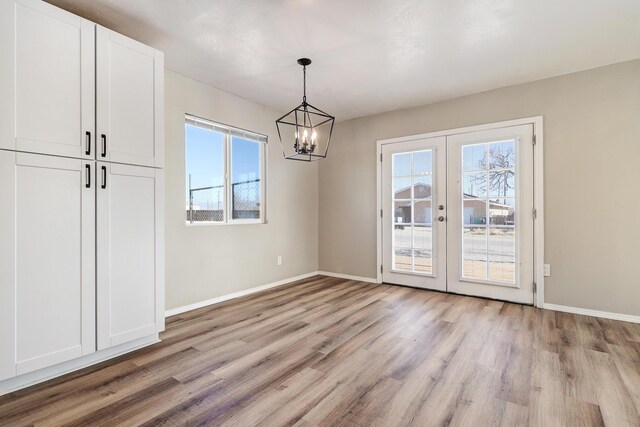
165 272 319 317
0 334 159 396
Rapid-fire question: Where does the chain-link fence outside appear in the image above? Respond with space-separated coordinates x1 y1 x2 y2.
187 179 260 222
231 179 260 219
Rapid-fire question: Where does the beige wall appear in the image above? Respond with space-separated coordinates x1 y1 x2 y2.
319 59 640 316
165 70 318 310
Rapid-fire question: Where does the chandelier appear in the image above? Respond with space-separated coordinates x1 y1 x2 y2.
276 58 335 161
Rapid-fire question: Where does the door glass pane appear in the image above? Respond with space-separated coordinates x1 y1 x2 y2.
463 172 487 198
393 177 412 196
463 227 487 280
414 225 433 274
461 139 516 284
391 149 434 274
489 227 515 282
413 150 432 174
394 224 412 271
394 201 411 224
394 225 412 248
414 250 431 273
489 198 515 225
393 153 411 176
489 140 515 169
462 144 486 171
488 170 515 197
394 248 412 271
413 176 432 198
463 199 486 225
414 200 432 224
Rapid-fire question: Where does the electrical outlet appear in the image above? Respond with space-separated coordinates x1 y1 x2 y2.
543 264 551 277
277 256 282 266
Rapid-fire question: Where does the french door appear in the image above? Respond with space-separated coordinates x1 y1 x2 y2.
381 124 535 304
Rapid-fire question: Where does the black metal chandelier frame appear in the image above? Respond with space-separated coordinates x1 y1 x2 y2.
275 58 335 162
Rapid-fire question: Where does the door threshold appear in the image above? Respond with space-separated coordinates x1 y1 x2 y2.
381 281 534 307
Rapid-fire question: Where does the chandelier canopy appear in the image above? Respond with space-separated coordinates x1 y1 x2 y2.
276 58 335 161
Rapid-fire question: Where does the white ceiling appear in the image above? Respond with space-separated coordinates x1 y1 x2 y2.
47 0 640 122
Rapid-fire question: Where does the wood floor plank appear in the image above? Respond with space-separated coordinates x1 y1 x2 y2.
0 275 638 426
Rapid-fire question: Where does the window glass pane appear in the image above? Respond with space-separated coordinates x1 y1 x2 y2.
463 227 487 280
231 136 261 220
462 143 486 171
413 150 432 175
393 153 411 176
488 227 515 282
185 124 224 222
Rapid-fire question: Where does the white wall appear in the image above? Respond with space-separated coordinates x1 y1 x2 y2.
165 70 318 310
318 59 640 317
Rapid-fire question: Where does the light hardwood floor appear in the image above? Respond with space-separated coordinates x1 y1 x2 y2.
1 276 639 426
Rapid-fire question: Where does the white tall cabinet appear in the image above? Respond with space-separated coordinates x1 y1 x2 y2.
0 0 164 392
96 162 164 350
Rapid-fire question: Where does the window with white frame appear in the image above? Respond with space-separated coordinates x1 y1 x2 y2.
185 115 266 224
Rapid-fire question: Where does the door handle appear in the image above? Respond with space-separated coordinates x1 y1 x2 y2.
437 216 445 222
101 134 107 157
85 164 91 188
85 131 91 155
101 165 107 189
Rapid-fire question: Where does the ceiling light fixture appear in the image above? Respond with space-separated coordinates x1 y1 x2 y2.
276 58 335 161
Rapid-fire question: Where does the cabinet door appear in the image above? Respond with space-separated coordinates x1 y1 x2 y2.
96 26 164 168
0 151 95 381
0 0 95 159
97 162 164 350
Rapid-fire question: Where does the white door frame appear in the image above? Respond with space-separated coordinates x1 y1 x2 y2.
376 116 544 307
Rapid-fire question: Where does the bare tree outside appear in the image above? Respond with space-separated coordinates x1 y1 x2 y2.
468 142 515 201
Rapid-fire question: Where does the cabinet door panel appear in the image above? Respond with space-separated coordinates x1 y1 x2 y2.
0 151 95 380
0 0 94 159
97 27 164 167
97 163 163 350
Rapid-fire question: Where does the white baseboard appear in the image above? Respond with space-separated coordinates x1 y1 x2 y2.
0 334 159 396
165 271 320 318
317 271 380 284
544 303 640 324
